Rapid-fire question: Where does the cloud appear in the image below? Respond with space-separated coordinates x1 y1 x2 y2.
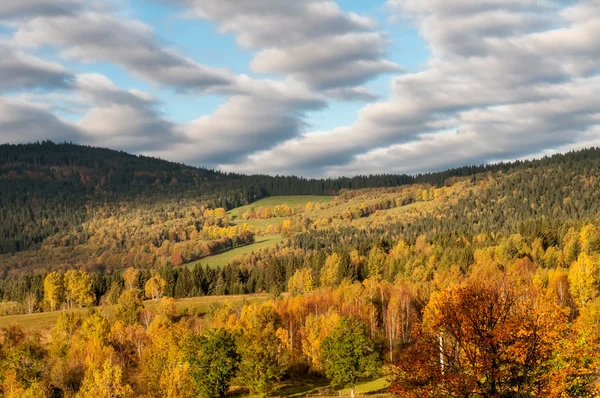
3 0 599 177
0 96 83 144
0 45 73 92
0 1 331 165
10 11 234 92
74 74 181 152
146 77 327 166
174 0 400 92
225 0 600 176
1 73 181 153
0 0 83 19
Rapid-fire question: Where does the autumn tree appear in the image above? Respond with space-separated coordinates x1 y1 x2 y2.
115 289 144 325
288 268 313 296
321 317 380 398
389 282 568 397
302 310 341 371
77 358 133 398
236 304 289 397
64 270 95 308
385 285 416 362
182 329 240 397
145 275 167 301
320 253 341 287
123 267 139 290
568 253 599 306
43 272 63 311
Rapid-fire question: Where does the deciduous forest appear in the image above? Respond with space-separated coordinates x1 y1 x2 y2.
1 142 600 397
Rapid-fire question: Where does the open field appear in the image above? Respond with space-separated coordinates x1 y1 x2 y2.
236 217 285 229
228 195 333 219
0 294 268 332
186 235 285 269
274 375 389 397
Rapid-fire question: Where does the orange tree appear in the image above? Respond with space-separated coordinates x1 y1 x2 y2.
389 281 568 397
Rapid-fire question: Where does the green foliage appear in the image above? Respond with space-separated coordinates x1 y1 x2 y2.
183 329 239 397
321 318 380 390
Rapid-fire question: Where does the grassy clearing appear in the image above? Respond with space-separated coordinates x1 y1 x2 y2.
0 294 268 332
236 217 285 229
186 235 284 269
342 376 389 394
274 375 390 397
229 195 333 219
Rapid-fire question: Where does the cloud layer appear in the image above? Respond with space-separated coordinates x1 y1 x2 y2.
0 0 599 176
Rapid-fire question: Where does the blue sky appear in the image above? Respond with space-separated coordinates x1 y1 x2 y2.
0 0 598 177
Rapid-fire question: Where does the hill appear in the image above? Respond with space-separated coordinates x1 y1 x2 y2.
3 144 600 396
0 141 416 256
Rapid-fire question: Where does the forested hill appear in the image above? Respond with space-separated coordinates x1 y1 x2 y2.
1 141 413 254
2 141 600 256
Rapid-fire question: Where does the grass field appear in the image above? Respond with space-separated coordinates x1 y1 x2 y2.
274 375 389 397
0 294 268 332
186 235 284 269
229 195 333 219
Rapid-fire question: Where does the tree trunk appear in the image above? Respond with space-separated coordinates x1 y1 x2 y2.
350 387 355 398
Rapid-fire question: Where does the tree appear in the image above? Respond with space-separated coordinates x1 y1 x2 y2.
568 253 599 306
43 272 63 311
123 267 139 290
145 275 167 300
288 268 313 296
77 358 133 398
64 270 95 308
23 293 37 314
115 289 144 325
366 246 386 282
302 310 341 371
321 253 341 287
389 282 567 397
236 304 289 397
182 329 240 397
321 318 380 398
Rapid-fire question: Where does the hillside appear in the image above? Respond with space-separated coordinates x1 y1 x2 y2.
3 144 600 396
0 141 416 257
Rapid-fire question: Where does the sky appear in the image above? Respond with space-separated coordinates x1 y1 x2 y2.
0 0 599 177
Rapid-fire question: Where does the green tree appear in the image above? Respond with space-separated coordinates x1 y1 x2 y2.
183 329 240 397
321 318 380 398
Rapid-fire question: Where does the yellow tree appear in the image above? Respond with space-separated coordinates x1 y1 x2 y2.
385 285 416 362
64 270 95 308
145 275 167 300
320 253 340 287
579 224 600 255
288 268 313 296
77 358 133 398
43 272 63 311
301 309 341 371
568 253 599 306
123 267 139 289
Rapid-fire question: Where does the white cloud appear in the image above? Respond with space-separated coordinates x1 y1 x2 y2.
0 44 73 92
225 0 600 176
0 96 83 144
175 0 400 92
11 11 234 91
2 0 599 177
